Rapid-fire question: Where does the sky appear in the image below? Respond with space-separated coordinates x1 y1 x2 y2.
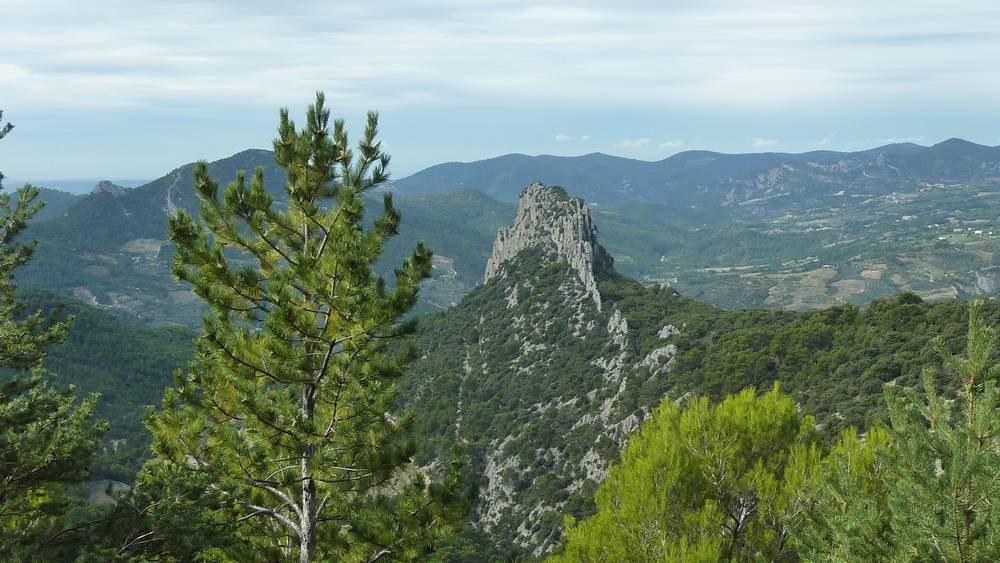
3 0 1000 190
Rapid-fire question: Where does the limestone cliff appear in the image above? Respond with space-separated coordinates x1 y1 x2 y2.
484 183 613 307
401 184 696 558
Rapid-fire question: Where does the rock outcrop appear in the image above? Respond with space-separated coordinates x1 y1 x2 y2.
402 184 689 558
91 180 128 197
485 182 613 307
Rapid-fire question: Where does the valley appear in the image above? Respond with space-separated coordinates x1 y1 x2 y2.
621 178 1000 309
10 139 1000 559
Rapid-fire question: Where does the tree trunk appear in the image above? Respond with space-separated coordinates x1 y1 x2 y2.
300 221 317 563
299 381 317 562
299 467 316 563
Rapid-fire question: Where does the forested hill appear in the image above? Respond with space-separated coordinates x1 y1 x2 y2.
9 290 195 480
399 183 996 561
17 151 513 325
14 151 284 326
32 187 81 221
32 138 999 254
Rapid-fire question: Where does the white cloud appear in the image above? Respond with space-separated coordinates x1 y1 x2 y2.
554 133 590 142
871 136 926 145
659 139 684 149
5 1 1000 112
620 138 652 148
5 1 1000 178
751 137 778 148
818 134 834 146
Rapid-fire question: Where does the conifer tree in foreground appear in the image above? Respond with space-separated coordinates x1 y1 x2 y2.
799 299 1000 561
148 94 465 561
888 299 1000 560
0 110 106 557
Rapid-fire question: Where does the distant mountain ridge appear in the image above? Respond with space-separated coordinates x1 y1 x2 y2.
28 138 998 251
15 137 1000 326
5 178 149 195
391 138 1000 208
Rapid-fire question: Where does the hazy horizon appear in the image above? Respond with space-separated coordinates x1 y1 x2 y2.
9 133 998 194
4 0 1000 181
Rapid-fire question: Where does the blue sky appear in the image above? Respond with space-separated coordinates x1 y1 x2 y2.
3 0 1000 190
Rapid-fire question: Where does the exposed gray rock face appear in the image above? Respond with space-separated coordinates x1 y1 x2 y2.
608 309 628 348
91 180 128 197
485 182 613 307
406 185 680 556
658 324 680 339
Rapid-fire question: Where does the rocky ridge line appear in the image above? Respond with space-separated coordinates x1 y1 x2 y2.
91 180 128 197
484 182 613 307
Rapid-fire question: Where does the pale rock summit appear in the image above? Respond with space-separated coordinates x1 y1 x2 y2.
91 180 128 197
484 182 613 307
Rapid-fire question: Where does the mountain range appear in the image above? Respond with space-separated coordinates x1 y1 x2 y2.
392 138 1000 209
16 138 1000 326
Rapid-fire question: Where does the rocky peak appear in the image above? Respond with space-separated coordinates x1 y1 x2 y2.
484 182 613 306
91 180 128 197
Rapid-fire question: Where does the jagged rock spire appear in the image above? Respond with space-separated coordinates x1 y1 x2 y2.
91 180 127 196
484 182 613 307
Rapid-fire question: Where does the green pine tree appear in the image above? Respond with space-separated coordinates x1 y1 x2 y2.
0 110 107 558
885 298 1000 560
794 426 896 561
144 93 465 562
798 299 1000 561
550 385 822 562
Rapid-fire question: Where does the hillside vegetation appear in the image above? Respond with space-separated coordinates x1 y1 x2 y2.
7 96 1000 560
390 183 998 559
404 263 990 558
15 290 194 480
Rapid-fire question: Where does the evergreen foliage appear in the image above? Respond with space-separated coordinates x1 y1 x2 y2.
140 94 466 561
549 385 821 562
8 101 1000 562
546 299 1000 562
795 427 896 561
0 110 107 559
13 289 195 480
799 299 1000 561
